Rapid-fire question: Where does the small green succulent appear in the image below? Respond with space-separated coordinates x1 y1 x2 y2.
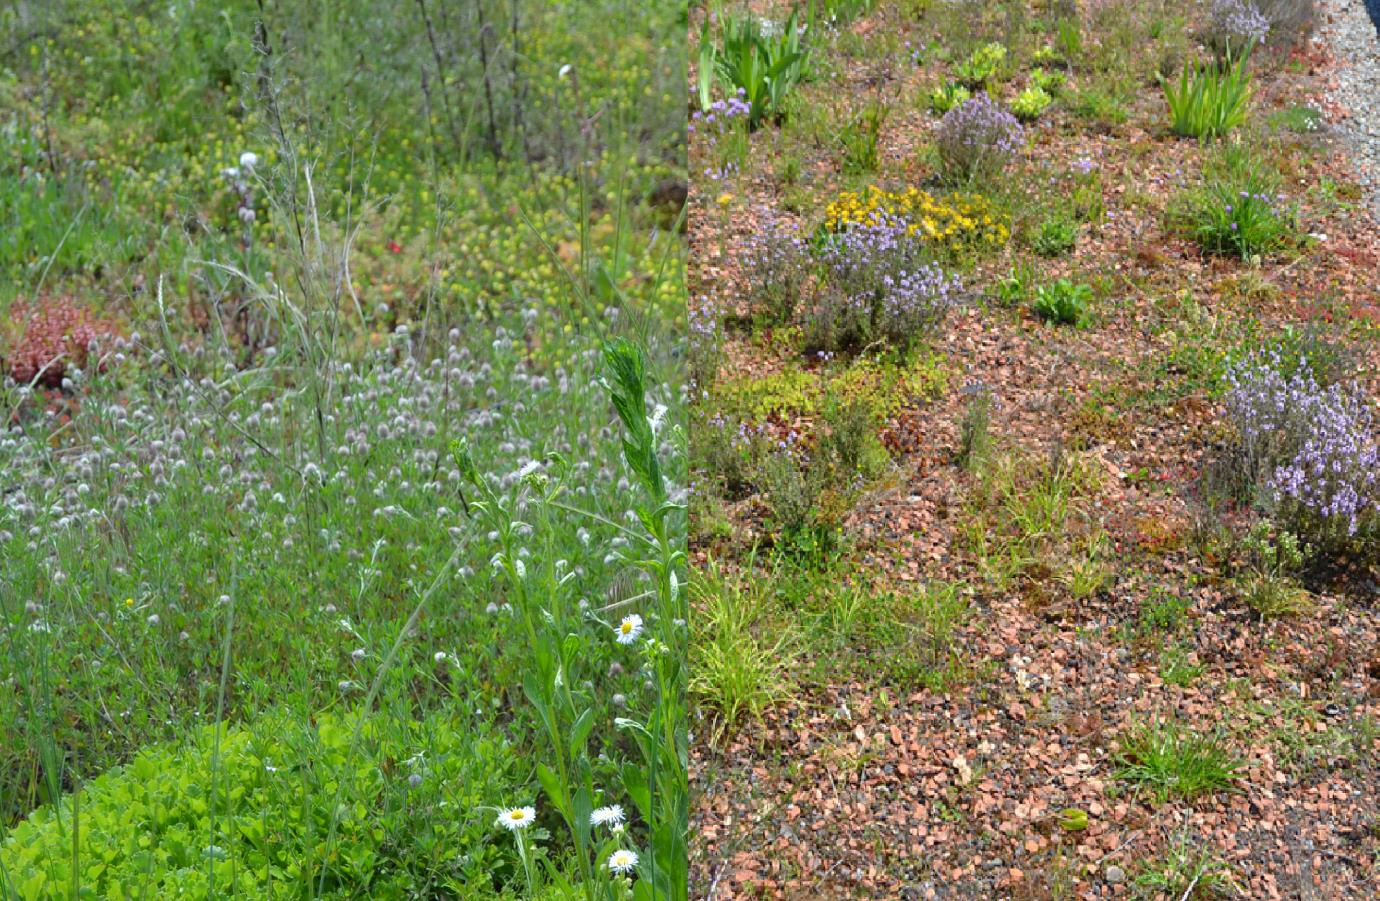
954 42 1007 87
928 80 972 115
1011 85 1053 122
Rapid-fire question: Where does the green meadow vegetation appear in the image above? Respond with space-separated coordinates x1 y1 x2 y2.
0 1 686 898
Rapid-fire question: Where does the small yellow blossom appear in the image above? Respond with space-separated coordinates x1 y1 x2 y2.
822 185 1009 255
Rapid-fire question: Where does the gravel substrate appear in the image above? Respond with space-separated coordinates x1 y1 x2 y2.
1319 0 1380 220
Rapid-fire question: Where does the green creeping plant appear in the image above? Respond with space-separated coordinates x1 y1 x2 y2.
0 713 516 898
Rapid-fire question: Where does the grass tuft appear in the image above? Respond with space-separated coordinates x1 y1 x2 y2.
1114 720 1241 803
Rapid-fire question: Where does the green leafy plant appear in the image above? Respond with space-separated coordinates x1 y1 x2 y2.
1032 44 1061 67
1161 52 1252 141
992 262 1036 308
1029 67 1065 94
1032 212 1077 256
1057 808 1089 832
839 100 890 174
1236 522 1312 617
927 81 971 116
1180 174 1296 259
0 713 517 897
1031 278 1092 327
954 42 1007 88
697 20 717 112
1011 85 1053 122
702 10 812 129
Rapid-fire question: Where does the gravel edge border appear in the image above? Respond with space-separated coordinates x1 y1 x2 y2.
1317 0 1380 221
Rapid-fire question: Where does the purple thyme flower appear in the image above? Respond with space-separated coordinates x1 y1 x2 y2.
1208 0 1270 55
807 216 963 350
1225 351 1379 540
935 93 1024 180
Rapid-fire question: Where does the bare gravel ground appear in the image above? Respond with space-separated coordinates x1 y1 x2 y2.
1319 0 1380 219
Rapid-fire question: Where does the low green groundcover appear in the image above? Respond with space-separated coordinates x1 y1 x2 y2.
0 712 521 899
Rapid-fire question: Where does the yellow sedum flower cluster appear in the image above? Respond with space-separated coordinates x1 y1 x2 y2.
822 185 1010 254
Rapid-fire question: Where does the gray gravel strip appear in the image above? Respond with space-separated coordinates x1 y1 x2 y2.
1318 0 1380 220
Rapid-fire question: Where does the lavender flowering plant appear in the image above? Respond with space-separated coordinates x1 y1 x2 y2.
1206 0 1271 59
690 89 752 137
692 410 771 500
1224 350 1379 553
935 93 1024 182
740 215 812 326
807 216 963 352
1178 149 1296 258
1191 185 1294 258
688 295 724 393
690 88 752 182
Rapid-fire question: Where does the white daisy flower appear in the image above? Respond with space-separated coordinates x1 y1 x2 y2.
607 848 638 874
496 806 536 830
591 804 625 828
239 151 258 171
615 614 643 645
